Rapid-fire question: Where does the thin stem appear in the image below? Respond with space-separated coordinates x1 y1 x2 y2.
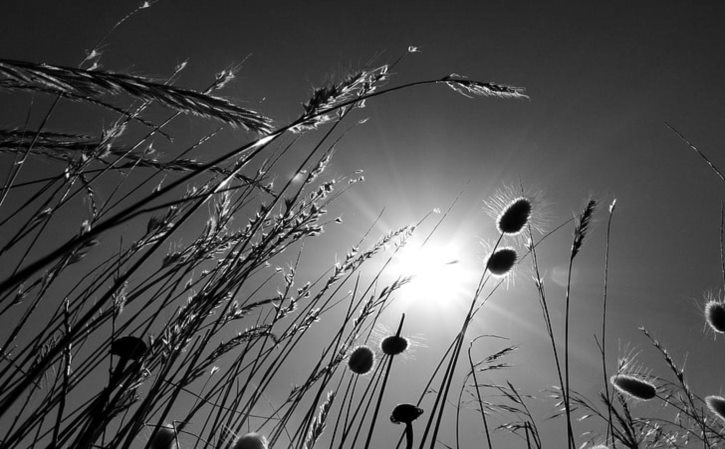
666 122 725 183
468 345 493 449
600 199 616 447
362 314 405 449
563 251 576 449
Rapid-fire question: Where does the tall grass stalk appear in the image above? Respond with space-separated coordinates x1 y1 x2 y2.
599 199 617 447
562 199 597 449
526 224 570 448
362 314 405 449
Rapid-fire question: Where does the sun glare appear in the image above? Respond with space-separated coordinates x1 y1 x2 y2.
391 241 477 312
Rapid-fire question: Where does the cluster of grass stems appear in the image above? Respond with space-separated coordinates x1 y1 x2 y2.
2 11 725 449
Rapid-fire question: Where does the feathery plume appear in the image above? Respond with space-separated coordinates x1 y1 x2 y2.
303 391 334 449
293 65 388 132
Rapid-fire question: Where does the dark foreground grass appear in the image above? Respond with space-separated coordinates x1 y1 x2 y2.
1 9 725 449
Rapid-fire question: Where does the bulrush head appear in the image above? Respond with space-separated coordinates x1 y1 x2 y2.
110 336 148 361
610 374 656 400
390 403 424 424
391 404 424 449
705 300 725 334
149 424 177 449
706 395 725 422
232 432 268 449
486 248 517 277
496 197 532 235
347 345 375 375
381 335 408 356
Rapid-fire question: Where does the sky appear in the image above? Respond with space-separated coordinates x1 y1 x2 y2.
2 0 725 448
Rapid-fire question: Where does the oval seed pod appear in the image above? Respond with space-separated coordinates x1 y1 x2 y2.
347 345 375 375
486 248 517 277
391 403 423 449
110 336 148 361
705 301 725 333
610 374 656 400
496 197 532 235
381 335 408 356
390 403 424 424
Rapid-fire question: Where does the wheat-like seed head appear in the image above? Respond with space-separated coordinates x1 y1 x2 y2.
442 74 528 100
0 58 273 133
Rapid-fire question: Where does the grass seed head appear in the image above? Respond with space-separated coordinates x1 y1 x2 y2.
381 335 408 356
390 403 424 424
706 395 725 421
110 336 147 361
484 186 547 238
705 300 725 333
149 424 177 449
610 374 656 400
497 197 532 235
348 345 375 375
486 248 517 277
232 432 268 449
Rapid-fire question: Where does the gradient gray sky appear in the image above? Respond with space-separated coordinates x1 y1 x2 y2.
2 0 725 447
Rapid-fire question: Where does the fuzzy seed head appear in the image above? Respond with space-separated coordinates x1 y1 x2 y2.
149 424 176 449
705 301 725 333
706 395 725 421
232 432 268 449
486 248 517 277
497 197 532 235
381 335 408 356
348 345 375 375
390 403 424 424
610 374 656 400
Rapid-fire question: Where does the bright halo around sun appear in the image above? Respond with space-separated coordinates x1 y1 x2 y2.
390 240 478 313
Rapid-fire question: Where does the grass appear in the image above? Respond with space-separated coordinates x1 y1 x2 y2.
1 10 725 449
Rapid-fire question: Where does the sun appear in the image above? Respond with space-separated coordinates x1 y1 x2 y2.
390 240 478 312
